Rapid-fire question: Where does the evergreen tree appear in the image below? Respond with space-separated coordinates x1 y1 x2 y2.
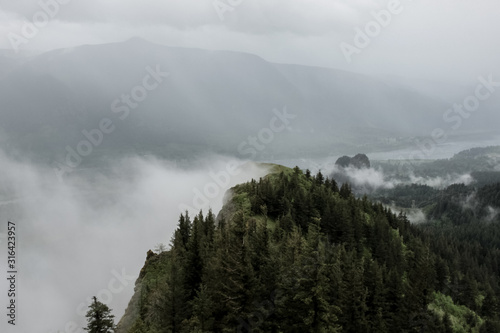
315 171 324 185
165 241 189 332
176 212 191 251
481 287 499 319
186 284 215 332
480 320 500 333
83 296 115 333
339 249 369 333
364 260 387 332
339 183 352 200
442 313 453 333
205 211 256 330
185 211 204 301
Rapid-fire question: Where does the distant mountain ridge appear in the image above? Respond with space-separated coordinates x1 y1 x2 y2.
0 38 481 163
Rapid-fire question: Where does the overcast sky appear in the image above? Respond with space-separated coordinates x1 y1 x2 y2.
1 0 499 84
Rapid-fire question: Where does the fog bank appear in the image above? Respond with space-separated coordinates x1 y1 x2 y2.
0 151 268 332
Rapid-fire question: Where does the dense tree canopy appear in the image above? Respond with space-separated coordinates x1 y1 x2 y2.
116 165 500 332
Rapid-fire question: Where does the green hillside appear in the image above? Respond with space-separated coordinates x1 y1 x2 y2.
115 165 499 333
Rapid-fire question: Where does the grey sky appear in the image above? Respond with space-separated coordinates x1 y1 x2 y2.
1 0 499 83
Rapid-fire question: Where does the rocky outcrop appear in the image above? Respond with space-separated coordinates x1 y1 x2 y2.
335 153 370 169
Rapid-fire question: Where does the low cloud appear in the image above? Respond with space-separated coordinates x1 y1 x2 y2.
486 206 500 222
0 150 267 332
332 163 474 192
408 173 474 189
334 165 394 190
404 209 427 224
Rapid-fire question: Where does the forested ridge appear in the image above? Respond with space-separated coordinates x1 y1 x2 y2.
116 165 500 333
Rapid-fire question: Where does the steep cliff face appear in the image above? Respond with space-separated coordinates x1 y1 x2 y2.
115 279 143 333
115 250 165 333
